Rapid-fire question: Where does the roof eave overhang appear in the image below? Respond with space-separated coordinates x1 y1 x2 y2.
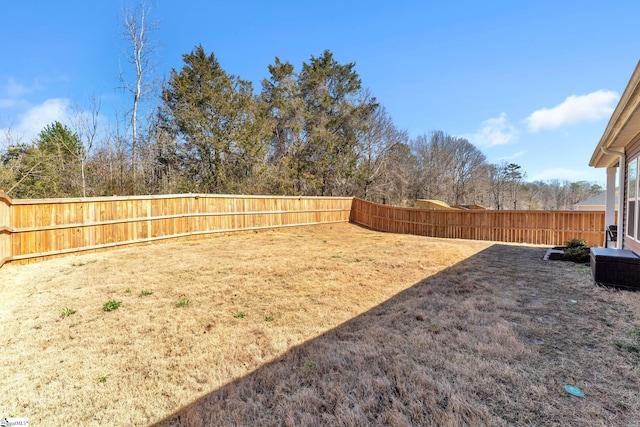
590 60 640 168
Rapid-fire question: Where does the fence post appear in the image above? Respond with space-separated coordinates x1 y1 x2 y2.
0 190 12 267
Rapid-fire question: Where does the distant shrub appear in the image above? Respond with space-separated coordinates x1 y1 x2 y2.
567 238 587 248
563 246 590 263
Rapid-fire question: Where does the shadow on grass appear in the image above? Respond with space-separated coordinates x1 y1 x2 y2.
153 243 640 426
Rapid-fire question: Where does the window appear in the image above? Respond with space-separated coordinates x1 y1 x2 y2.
628 158 638 240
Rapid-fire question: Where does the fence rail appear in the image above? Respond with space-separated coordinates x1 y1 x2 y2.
350 198 606 247
0 192 352 266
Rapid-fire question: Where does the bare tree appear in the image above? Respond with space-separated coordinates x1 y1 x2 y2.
412 132 451 201
356 104 408 202
489 163 508 210
449 137 487 205
71 94 101 197
120 0 159 191
411 131 488 205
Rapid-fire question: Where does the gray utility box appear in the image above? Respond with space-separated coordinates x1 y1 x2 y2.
590 247 640 290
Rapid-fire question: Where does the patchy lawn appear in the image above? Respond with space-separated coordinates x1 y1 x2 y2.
0 223 638 426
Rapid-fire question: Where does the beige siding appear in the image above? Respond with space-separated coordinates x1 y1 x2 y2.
625 235 640 253
624 137 640 252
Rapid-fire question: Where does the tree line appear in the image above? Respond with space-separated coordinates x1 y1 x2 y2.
0 7 602 209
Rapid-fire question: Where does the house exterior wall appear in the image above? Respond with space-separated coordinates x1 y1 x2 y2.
624 137 640 253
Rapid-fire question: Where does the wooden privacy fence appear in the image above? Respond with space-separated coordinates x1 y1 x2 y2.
350 198 606 247
0 194 610 268
0 192 352 266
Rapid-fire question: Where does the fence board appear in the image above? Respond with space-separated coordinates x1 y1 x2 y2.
350 198 605 247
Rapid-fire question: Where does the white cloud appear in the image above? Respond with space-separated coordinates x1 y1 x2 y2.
0 98 72 144
0 99 19 109
496 151 525 161
1 78 33 109
6 77 32 97
531 167 604 182
526 90 619 132
18 98 71 136
463 112 518 148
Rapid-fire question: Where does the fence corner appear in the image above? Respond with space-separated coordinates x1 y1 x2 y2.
0 190 12 268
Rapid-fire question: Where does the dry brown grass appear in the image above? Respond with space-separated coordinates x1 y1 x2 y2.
1 223 638 426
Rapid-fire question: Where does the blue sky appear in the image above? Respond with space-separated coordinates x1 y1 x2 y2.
2 1 640 184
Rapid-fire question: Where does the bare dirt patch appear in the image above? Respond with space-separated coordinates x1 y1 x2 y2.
1 223 638 426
